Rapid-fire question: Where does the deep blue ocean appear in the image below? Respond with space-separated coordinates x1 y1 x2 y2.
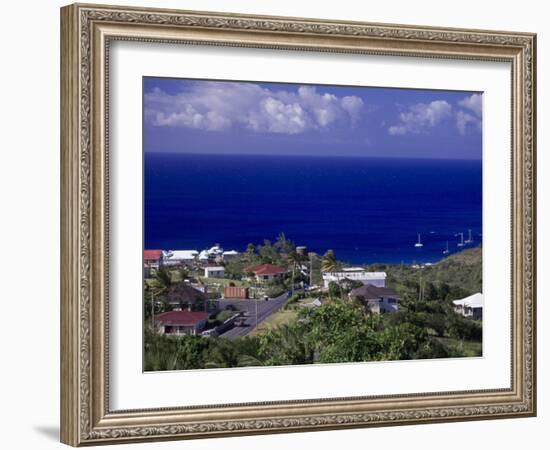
144 153 482 264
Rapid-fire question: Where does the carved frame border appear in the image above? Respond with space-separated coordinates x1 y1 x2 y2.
60 3 536 446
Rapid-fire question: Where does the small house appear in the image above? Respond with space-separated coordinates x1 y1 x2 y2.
246 263 286 283
166 283 208 311
204 266 225 278
144 249 163 276
349 284 400 314
322 269 386 289
222 250 239 261
155 311 209 336
163 250 198 266
453 293 483 320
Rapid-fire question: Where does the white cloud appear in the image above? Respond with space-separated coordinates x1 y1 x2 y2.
456 93 482 135
388 100 452 135
458 93 482 117
144 82 364 135
456 111 481 135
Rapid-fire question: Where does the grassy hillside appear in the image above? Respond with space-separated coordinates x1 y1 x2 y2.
367 246 482 302
436 245 482 268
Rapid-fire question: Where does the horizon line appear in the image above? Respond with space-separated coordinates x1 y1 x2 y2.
143 151 482 162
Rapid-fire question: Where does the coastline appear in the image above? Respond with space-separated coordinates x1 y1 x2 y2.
145 153 482 265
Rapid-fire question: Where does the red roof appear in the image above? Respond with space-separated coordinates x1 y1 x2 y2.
246 263 286 275
155 311 209 326
144 249 163 260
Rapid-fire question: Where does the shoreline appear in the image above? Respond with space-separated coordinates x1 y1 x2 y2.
153 242 482 267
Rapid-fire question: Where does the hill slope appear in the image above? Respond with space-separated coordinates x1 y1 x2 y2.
382 246 482 300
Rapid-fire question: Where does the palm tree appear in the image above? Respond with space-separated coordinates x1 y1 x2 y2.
287 250 301 297
246 243 256 263
266 324 313 365
154 268 172 294
322 250 343 300
205 339 240 368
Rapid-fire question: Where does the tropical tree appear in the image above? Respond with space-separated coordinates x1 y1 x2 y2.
287 249 302 296
321 249 338 273
154 267 173 292
246 243 256 263
275 232 295 254
258 240 279 264
321 250 343 299
204 338 241 368
305 300 381 363
258 323 313 366
144 268 172 327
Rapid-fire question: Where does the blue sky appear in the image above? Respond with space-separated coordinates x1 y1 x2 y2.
143 77 482 160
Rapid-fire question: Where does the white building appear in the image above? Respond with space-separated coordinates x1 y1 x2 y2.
198 250 209 262
163 250 198 266
349 284 400 314
453 293 483 320
207 244 224 257
322 268 386 289
222 250 239 261
204 266 225 278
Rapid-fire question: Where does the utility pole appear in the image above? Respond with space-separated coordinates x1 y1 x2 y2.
151 290 155 331
291 263 295 297
309 253 313 288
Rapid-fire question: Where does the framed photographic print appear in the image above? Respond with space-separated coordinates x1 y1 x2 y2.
60 3 537 446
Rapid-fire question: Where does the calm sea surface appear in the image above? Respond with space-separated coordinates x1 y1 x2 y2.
144 153 482 264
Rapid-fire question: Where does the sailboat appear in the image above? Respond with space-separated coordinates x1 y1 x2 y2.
443 241 450 255
464 229 474 244
457 232 465 247
414 233 423 248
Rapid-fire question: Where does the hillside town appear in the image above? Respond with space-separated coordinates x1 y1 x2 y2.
143 235 483 370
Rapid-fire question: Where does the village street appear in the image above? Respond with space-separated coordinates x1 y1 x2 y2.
216 293 289 338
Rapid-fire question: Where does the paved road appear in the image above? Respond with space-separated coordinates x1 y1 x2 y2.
216 293 288 338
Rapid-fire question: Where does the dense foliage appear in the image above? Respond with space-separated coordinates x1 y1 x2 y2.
144 295 481 371
144 241 483 372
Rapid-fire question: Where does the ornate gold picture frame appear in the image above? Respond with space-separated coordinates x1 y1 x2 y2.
60 3 536 446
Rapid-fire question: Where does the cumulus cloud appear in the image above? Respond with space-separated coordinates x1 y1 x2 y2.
456 93 482 135
388 94 483 136
456 111 481 135
458 93 482 117
388 100 452 135
144 82 364 135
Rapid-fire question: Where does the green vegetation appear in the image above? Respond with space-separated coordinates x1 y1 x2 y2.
378 246 482 300
145 295 481 371
249 309 299 336
144 241 483 372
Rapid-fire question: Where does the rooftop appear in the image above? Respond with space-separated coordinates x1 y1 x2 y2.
144 249 163 260
453 292 483 308
349 284 399 300
246 263 286 275
323 271 386 279
165 250 198 260
166 284 208 304
155 311 209 326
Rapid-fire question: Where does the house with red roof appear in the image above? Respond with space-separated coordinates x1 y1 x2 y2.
246 263 287 283
155 310 210 336
144 249 163 277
